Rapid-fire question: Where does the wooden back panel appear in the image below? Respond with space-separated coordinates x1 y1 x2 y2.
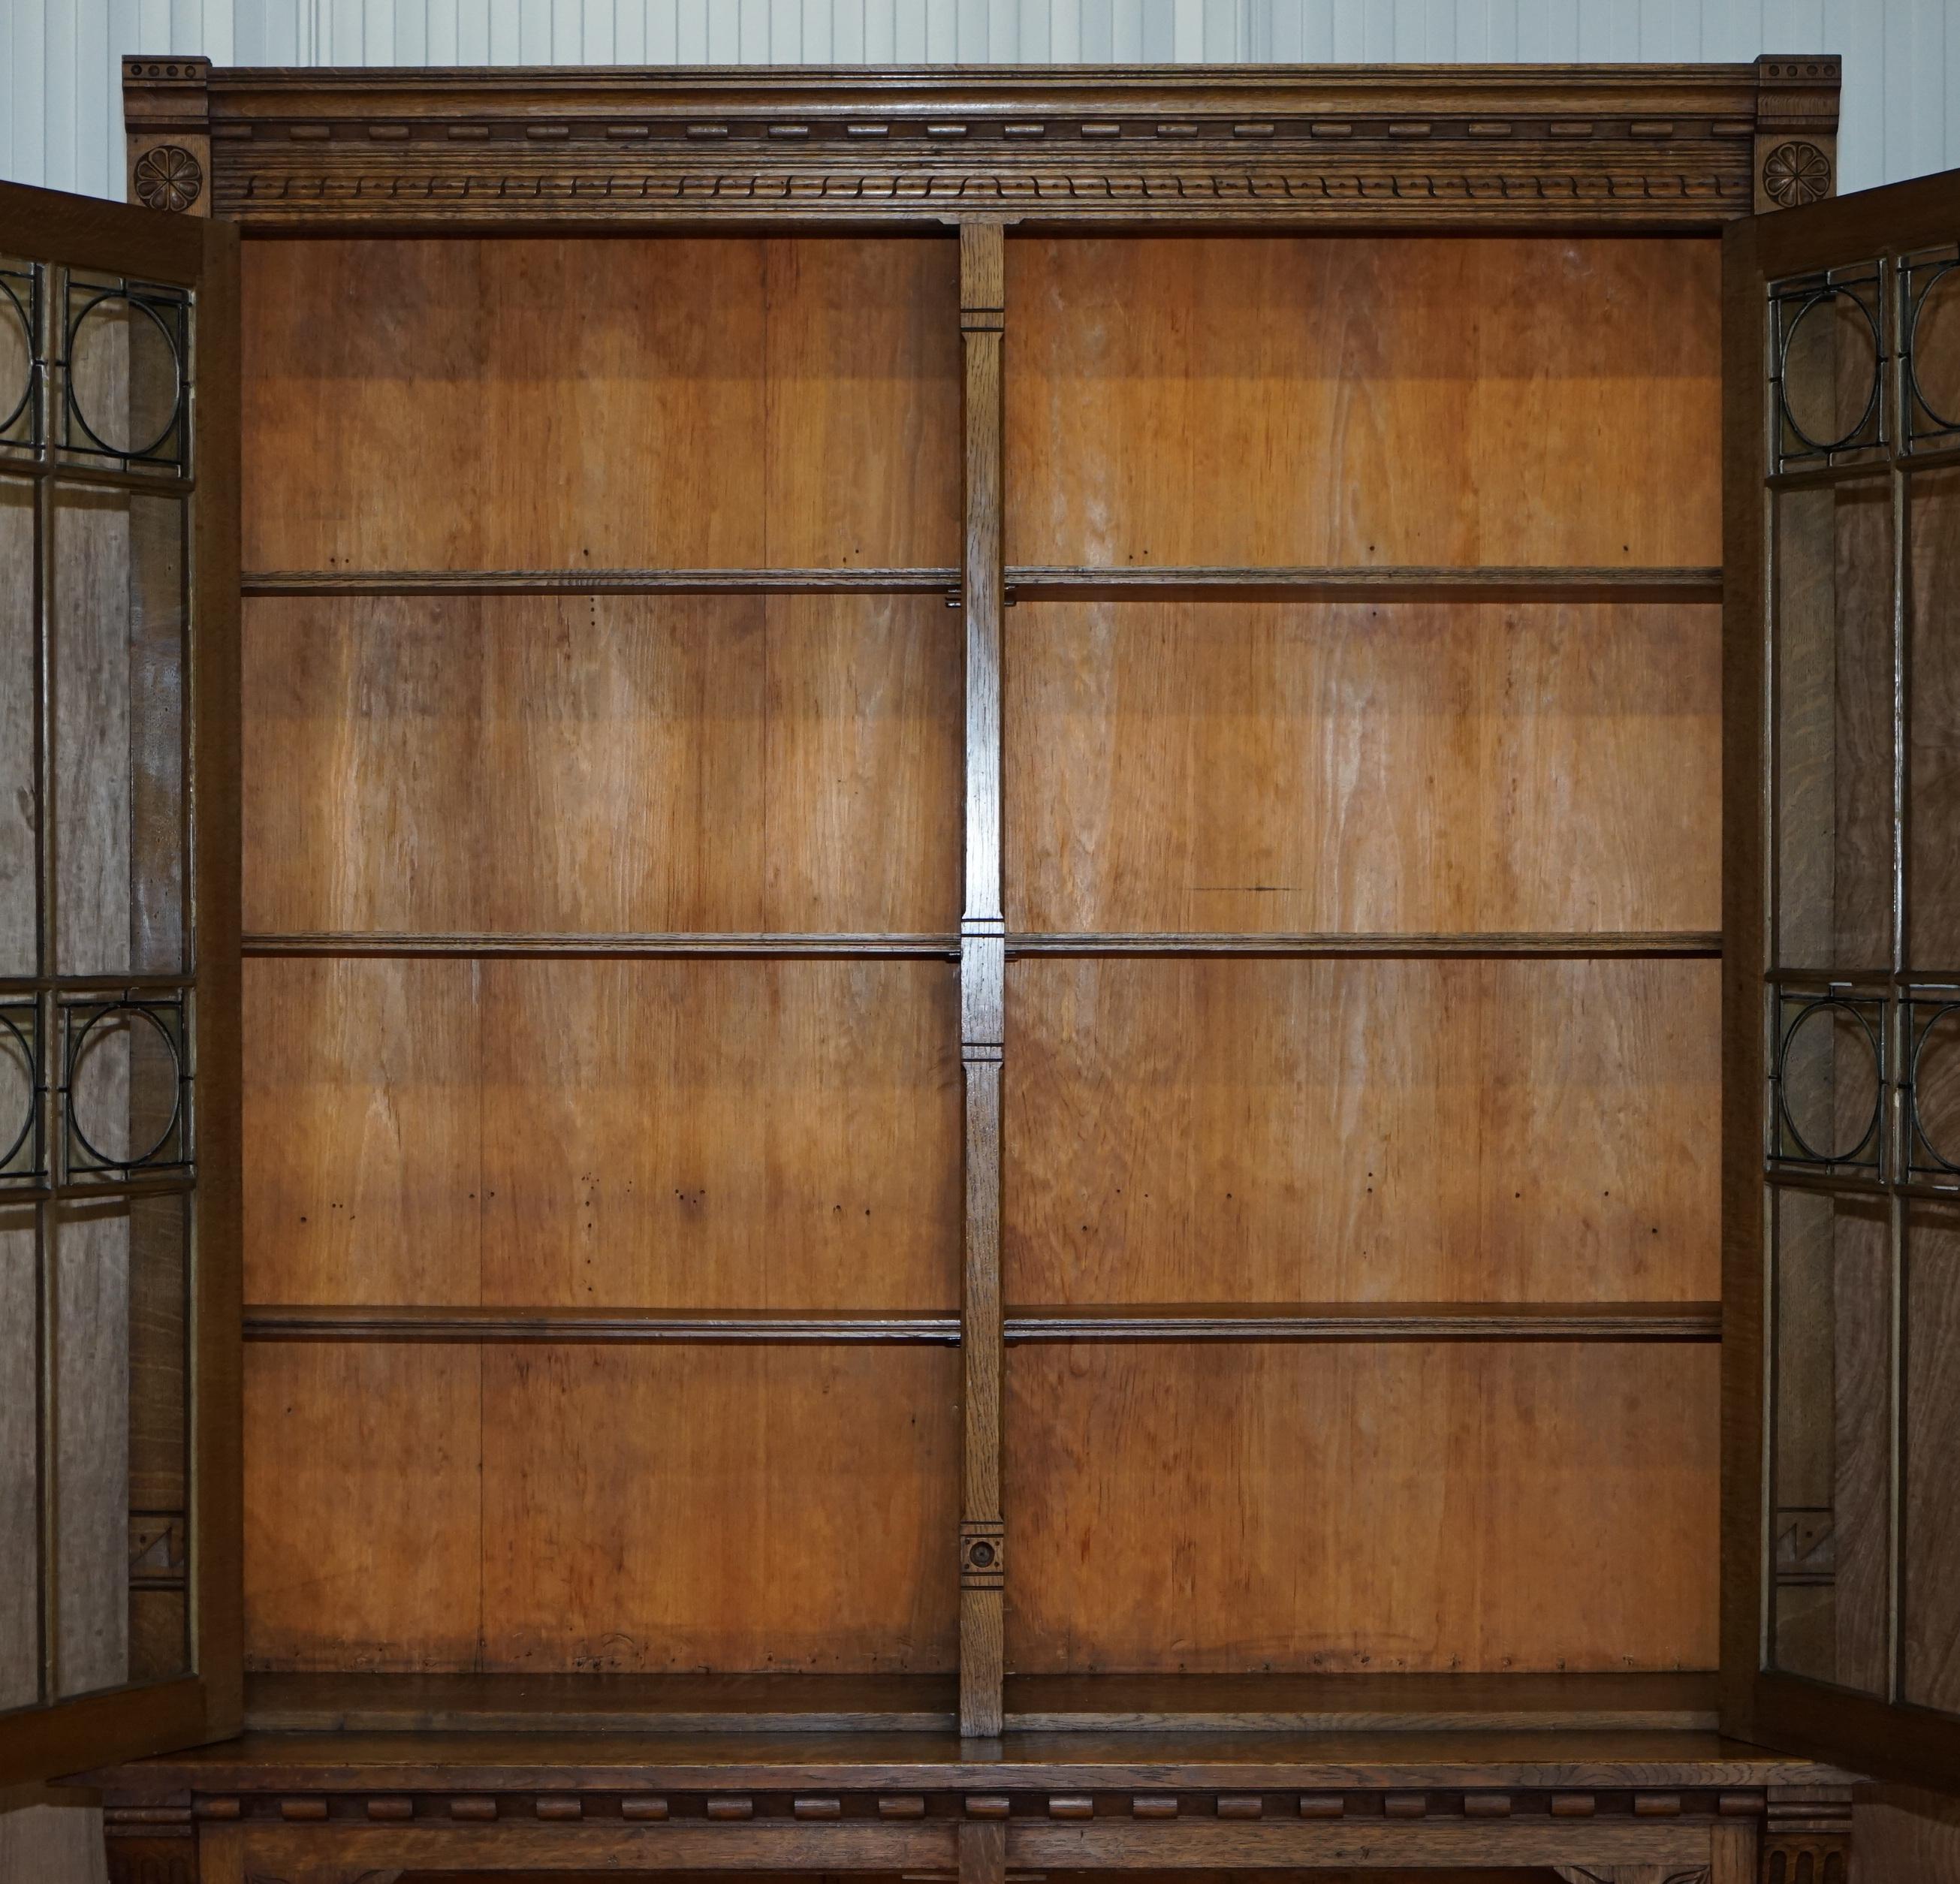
243 957 960 1311
245 1343 960 1673
1006 599 1720 936
1005 1340 1718 1674
999 234 1723 1677
239 224 1723 1687
243 594 961 936
240 237 963 1676
243 237 960 572
1006 235 1720 569
1006 957 1719 1308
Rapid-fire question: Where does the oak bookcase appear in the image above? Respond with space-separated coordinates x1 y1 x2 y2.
7 45 1960 1884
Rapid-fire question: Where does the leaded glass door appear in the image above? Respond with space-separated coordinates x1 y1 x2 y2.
0 179 240 1787
1725 164 1960 1792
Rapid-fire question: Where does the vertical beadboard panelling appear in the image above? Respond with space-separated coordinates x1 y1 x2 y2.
11 0 47 194
47 0 77 196
1825 0 1877 198
0 4 1939 210
1951 0 1960 170
73 0 108 197
1909 0 1945 193
397 0 429 62
1883 0 1914 192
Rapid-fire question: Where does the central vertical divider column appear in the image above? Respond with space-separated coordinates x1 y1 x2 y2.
957 219 1007 1741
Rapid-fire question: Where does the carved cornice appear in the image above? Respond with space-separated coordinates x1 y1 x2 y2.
119 56 1838 230
1750 54 1840 212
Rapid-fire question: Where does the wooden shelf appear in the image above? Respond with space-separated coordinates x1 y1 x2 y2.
1006 565 1723 604
231 1670 1717 1738
98 1714 1863 1805
1003 1303 1721 1343
242 930 1718 962
243 1672 960 1735
243 1302 1718 1346
1010 931 1723 959
243 1307 960 1346
1000 1671 1721 1733
242 567 960 597
242 932 961 960
239 565 1727 604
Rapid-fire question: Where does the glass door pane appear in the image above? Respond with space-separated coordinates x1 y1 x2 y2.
1735 175 1960 1791
0 179 237 1789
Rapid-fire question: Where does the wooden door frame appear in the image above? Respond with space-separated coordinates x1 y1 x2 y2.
1722 165 1960 1795
0 177 243 1790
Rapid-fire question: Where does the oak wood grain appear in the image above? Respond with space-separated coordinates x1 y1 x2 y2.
243 567 959 595
231 1817 959 1873
242 597 484 938
244 932 960 959
1000 1670 1718 1732
237 1301 1720 1346
1854 1786 1960 1884
1003 1303 1721 1343
242 593 960 939
52 486 138 977
125 1193 188 1683
243 1669 958 1732
1904 1207 1960 1714
1772 480 1894 972
1005 599 1720 936
0 1209 38 1711
243 1340 484 1672
1009 1820 1707 1868
52 1204 130 1698
232 1667 1722 1741
78 1720 1862 1795
1909 469 1960 965
243 1307 961 1345
1006 236 1720 570
242 957 483 1308
1004 1340 1719 1674
242 237 957 572
1766 1187 1889 1694
1006 565 1723 602
764 236 960 570
1009 933 1722 957
0 483 32 978
478 960 959 1312
1006 957 1718 1306
243 957 960 1312
478 1345 959 1674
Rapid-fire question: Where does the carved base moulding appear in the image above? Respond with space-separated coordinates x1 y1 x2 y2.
102 1782 1853 1884
122 54 1838 229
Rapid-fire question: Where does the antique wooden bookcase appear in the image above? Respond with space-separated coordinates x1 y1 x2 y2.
1 46 1957 1884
